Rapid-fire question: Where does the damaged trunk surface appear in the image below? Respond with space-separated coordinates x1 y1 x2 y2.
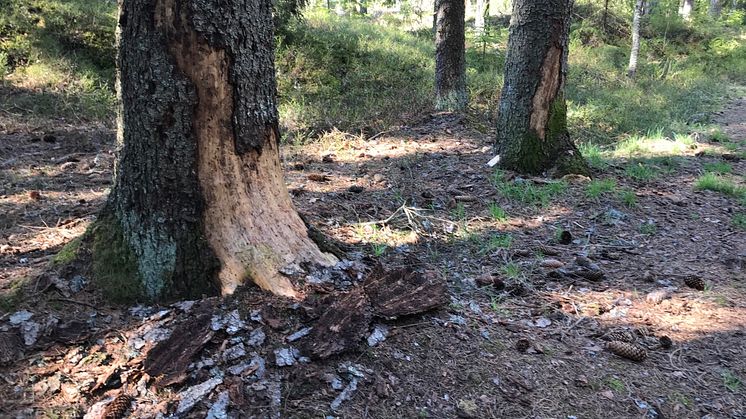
493 0 589 177
102 0 336 302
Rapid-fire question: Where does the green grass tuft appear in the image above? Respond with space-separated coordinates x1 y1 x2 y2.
488 203 508 222
703 161 733 174
695 173 746 199
585 178 617 199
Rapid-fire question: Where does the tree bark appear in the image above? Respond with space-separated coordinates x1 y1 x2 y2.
475 0 488 33
99 0 336 302
434 0 467 111
680 0 693 19
628 0 643 78
709 0 721 17
493 0 589 176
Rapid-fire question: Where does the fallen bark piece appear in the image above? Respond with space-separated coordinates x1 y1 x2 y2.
303 288 372 359
364 267 447 319
144 310 214 388
176 377 223 415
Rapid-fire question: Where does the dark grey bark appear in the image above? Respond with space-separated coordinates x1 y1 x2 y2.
102 0 333 302
709 0 721 17
434 0 467 111
628 0 643 78
493 0 589 176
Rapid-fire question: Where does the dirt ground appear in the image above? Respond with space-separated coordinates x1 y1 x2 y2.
0 98 744 418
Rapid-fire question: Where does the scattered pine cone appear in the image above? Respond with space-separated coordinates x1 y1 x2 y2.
102 394 132 419
606 341 647 362
576 268 605 282
559 230 573 245
684 275 705 291
533 244 560 256
515 338 531 353
604 330 635 343
659 335 673 349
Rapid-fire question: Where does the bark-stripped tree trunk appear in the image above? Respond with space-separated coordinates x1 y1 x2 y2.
98 0 337 302
434 0 467 111
475 0 488 33
680 0 693 19
628 0 643 78
493 0 589 176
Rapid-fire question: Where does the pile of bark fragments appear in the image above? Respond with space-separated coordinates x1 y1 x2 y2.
0 262 446 418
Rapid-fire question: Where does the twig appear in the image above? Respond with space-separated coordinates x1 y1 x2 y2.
50 297 98 310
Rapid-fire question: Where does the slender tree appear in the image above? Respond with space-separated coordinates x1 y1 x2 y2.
475 0 488 33
492 0 589 176
434 0 467 111
97 0 337 302
680 0 693 19
628 0 643 78
709 0 721 17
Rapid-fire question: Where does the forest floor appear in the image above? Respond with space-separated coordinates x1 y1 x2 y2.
0 97 745 418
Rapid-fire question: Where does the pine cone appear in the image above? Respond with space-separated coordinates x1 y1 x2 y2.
606 341 647 362
684 275 705 291
604 330 635 343
102 394 132 419
659 335 673 349
576 268 605 282
515 338 531 353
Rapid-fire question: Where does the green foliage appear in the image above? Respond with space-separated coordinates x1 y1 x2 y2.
695 173 746 199
276 11 435 137
488 203 508 222
586 178 617 199
502 262 522 279
732 213 746 230
492 171 567 207
722 370 742 392
370 243 387 257
618 188 638 207
703 161 733 174
639 220 657 235
0 0 116 122
625 162 659 181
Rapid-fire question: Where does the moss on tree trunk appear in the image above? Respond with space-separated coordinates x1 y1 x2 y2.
494 0 589 177
96 0 336 303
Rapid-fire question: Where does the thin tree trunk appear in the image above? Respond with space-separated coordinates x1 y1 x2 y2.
628 0 643 78
709 0 721 17
434 0 467 111
475 0 488 33
493 0 589 176
102 0 336 302
602 0 609 31
680 0 693 19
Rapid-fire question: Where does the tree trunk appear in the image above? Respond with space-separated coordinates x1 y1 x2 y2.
434 0 467 111
475 0 488 33
708 0 721 17
493 0 589 176
628 0 643 78
100 0 336 302
680 0 693 19
602 0 609 31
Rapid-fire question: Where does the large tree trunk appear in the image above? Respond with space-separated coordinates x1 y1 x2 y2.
492 0 589 176
628 0 643 78
98 0 336 302
434 0 467 111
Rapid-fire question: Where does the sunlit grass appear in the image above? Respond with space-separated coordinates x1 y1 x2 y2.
695 173 746 199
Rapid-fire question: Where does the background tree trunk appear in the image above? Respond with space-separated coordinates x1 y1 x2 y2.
680 0 693 19
709 0 721 17
434 0 467 111
475 0 488 33
493 0 589 176
628 0 643 78
100 0 336 302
